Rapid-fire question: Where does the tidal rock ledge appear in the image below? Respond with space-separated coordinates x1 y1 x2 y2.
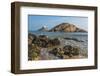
28 33 60 48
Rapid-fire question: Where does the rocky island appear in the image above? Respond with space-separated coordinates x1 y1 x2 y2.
49 23 87 32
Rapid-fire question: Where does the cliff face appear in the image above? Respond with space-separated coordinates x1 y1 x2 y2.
49 23 87 32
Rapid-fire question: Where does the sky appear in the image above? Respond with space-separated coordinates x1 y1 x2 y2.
28 15 88 31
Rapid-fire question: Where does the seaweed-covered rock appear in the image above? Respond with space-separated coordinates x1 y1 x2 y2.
63 45 72 56
38 35 49 47
49 47 64 59
28 34 61 48
39 35 48 40
63 45 80 57
71 46 80 55
49 45 80 59
47 38 60 47
49 48 58 55
52 38 60 46
28 44 41 60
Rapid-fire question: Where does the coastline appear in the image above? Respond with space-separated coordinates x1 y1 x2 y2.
28 33 88 60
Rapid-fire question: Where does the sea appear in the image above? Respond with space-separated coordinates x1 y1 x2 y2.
29 31 88 42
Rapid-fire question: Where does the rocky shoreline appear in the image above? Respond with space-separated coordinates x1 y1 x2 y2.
28 33 88 60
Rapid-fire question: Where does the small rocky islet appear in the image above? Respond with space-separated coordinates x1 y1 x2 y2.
28 23 88 60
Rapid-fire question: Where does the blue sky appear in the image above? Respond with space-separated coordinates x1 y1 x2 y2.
28 15 88 31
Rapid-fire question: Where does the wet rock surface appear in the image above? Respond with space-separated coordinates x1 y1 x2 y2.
49 45 80 59
28 33 61 60
29 33 60 48
28 44 41 60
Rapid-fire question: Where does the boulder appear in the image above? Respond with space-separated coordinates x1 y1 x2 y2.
71 46 80 55
63 45 80 57
49 45 80 59
28 33 37 40
63 45 72 57
28 44 41 60
49 47 64 59
28 33 60 48
28 33 37 45
39 35 48 40
47 38 60 47
52 38 60 45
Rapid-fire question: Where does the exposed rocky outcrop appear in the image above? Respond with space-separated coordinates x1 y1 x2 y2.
28 33 37 45
49 23 87 32
63 45 80 56
28 32 87 60
49 48 64 59
28 33 60 48
49 45 80 59
28 44 41 60
28 33 61 60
